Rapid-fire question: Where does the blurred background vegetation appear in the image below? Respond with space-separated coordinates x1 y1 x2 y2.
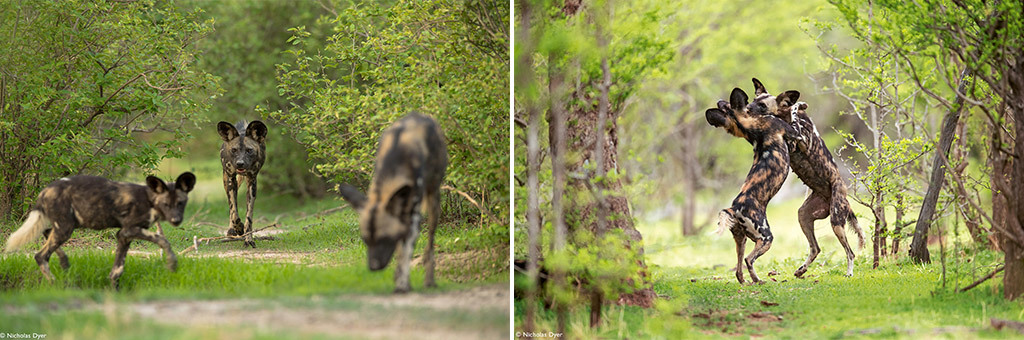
0 0 509 230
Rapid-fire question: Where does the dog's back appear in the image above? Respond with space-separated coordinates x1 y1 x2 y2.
33 176 152 231
371 112 448 199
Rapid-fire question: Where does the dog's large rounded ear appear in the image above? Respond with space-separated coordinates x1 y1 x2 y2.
246 121 268 143
776 90 800 107
176 172 197 193
217 122 239 141
706 108 728 127
386 184 414 216
146 176 168 194
729 88 748 112
752 78 767 96
339 184 368 210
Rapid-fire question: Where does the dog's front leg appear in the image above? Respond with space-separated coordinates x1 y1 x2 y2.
223 172 242 236
394 213 422 293
243 175 258 248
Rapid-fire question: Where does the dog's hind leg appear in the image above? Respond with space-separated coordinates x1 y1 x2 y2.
745 237 773 283
831 207 856 276
35 219 74 281
243 176 258 248
42 229 70 270
795 193 829 277
423 191 440 288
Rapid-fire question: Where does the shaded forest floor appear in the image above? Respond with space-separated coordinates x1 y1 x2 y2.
515 198 1024 338
0 157 510 340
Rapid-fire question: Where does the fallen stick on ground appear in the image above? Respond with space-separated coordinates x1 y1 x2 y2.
992 318 1024 334
957 265 1005 293
178 223 282 255
441 185 500 224
313 204 349 218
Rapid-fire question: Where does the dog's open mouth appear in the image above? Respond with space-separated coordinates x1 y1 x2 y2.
236 169 246 174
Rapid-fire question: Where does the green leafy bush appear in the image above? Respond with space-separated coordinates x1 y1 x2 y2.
0 0 220 220
268 0 509 221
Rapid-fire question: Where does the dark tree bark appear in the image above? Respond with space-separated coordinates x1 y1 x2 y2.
909 71 970 263
1005 56 1024 300
547 37 570 338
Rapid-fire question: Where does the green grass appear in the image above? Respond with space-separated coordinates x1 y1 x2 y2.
1 154 509 339
514 194 1024 338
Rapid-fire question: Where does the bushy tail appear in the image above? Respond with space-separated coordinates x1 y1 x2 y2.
715 209 735 235
849 210 865 249
5 210 49 252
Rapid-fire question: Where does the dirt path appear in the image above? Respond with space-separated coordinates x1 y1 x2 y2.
129 283 509 340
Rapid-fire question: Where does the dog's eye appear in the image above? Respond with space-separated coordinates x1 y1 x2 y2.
758 102 767 109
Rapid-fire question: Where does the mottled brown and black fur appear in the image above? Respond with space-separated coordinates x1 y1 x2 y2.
4 173 196 288
747 78 865 278
339 112 448 293
706 88 800 284
217 120 267 248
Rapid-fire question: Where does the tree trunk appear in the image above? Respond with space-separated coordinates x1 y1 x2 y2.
910 71 971 263
951 111 993 248
872 203 886 268
891 193 905 256
1006 66 1024 300
679 122 698 236
547 46 571 336
565 92 654 308
516 0 538 331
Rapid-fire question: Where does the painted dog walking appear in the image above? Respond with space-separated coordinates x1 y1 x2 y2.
217 120 268 248
4 173 195 289
339 112 448 293
706 88 801 284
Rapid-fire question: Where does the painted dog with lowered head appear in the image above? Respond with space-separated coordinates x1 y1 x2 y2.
217 120 268 248
339 112 448 293
706 88 801 284
4 173 195 289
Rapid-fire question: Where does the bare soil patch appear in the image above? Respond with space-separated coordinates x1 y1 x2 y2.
129 283 509 340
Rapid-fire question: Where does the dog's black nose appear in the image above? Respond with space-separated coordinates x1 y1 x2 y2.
235 161 245 168
170 218 182 226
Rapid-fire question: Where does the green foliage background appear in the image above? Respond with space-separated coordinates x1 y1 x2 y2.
270 0 510 222
0 0 220 219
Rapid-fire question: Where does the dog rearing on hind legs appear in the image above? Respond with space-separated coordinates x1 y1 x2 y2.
706 88 801 284
218 120 268 248
4 172 196 289
747 78 865 278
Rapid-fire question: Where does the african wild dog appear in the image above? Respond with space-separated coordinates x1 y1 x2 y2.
747 78 865 277
4 173 196 288
706 88 801 284
217 120 268 248
339 112 448 293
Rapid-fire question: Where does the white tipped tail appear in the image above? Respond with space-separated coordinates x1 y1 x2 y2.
5 210 49 252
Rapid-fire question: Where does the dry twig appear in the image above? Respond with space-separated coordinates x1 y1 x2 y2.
178 223 282 255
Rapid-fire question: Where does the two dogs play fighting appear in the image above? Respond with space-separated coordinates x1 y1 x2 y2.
706 78 865 284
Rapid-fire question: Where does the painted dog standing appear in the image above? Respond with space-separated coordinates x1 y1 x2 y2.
339 112 448 293
217 120 268 248
706 88 801 284
4 173 195 288
748 78 865 277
